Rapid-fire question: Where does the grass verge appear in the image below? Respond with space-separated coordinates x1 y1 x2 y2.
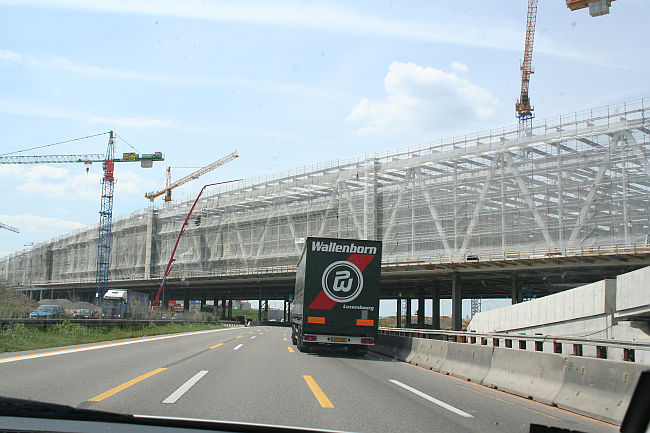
0 320 224 353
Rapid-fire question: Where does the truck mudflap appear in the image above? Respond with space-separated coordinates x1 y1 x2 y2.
303 334 375 345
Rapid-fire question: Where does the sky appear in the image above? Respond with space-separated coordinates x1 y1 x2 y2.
0 0 648 315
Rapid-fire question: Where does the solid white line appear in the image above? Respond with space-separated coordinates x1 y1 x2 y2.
389 379 473 418
0 328 235 365
233 344 243 350
250 336 256 339
162 370 208 404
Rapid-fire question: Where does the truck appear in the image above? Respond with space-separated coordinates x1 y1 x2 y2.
291 237 382 355
102 289 149 319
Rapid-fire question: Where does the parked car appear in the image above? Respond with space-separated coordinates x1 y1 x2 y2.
29 305 65 319
73 308 97 319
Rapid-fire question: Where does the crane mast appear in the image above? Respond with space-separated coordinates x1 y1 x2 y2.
0 131 164 304
516 0 538 128
95 132 115 303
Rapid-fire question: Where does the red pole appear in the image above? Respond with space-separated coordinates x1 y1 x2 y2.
153 179 242 307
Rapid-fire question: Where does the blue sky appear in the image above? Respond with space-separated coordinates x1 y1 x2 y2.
0 0 648 313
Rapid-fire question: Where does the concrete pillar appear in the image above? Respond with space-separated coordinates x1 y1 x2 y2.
405 298 412 327
432 281 440 329
264 300 269 321
143 208 155 280
451 273 462 331
396 298 402 328
287 299 291 322
162 287 169 308
283 300 287 322
417 287 425 326
227 299 233 319
183 291 190 311
221 298 226 319
200 295 206 311
511 276 523 304
258 289 262 321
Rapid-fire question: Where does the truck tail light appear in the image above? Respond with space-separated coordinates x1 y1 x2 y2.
361 338 374 344
356 319 374 326
304 335 317 341
308 316 325 324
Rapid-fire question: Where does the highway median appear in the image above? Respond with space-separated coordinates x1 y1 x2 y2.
0 319 224 353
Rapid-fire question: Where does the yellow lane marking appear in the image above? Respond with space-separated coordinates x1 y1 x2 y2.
303 375 334 408
459 385 558 420
236 335 243 338
89 368 167 402
283 337 287 341
248 331 254 334
403 362 618 429
209 343 224 349
287 346 294 353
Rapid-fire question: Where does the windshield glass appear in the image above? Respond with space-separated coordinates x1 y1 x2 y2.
0 2 648 433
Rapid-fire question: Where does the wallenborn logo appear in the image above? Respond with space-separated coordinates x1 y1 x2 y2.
321 261 364 303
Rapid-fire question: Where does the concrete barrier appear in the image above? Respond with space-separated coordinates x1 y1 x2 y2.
374 334 412 361
405 338 448 371
482 347 565 404
554 356 647 425
439 342 493 383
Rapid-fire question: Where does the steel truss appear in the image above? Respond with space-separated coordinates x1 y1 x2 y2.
2 99 649 286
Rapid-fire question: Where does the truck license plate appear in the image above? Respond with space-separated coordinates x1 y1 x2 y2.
332 337 347 342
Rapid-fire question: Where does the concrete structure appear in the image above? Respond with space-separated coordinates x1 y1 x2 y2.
616 266 650 319
467 279 618 337
467 266 650 362
1 98 650 329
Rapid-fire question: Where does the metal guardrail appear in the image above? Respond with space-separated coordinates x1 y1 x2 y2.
0 318 241 328
380 327 650 362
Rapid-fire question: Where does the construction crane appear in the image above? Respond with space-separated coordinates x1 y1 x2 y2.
145 150 239 202
0 131 164 302
515 0 538 129
566 0 615 16
0 222 19 233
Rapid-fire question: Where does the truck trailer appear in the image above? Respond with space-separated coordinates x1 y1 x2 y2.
102 289 149 319
291 237 382 354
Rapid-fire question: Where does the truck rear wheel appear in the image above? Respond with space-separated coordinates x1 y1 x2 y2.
297 336 311 353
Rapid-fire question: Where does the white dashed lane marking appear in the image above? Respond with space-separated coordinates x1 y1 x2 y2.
162 370 209 404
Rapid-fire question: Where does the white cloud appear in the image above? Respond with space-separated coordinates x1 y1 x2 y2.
16 169 144 199
24 165 69 181
0 48 340 99
0 165 25 177
0 98 173 129
347 61 498 134
450 61 469 73
0 214 85 233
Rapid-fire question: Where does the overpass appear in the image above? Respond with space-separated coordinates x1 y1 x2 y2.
2 98 649 328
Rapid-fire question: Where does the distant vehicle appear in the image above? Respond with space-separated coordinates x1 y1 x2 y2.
29 305 65 319
73 308 97 319
291 237 382 355
101 289 149 319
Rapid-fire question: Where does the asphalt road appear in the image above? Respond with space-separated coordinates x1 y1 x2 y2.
0 326 618 433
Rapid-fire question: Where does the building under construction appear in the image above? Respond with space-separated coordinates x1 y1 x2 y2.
1 98 649 303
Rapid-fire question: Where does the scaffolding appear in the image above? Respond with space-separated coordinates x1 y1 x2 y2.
2 98 649 287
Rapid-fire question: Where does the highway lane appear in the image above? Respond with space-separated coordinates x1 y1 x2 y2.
0 326 618 432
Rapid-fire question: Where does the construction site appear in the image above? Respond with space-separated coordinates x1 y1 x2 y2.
0 0 647 327
1 97 648 306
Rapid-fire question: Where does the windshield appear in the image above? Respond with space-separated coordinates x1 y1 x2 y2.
0 2 648 433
